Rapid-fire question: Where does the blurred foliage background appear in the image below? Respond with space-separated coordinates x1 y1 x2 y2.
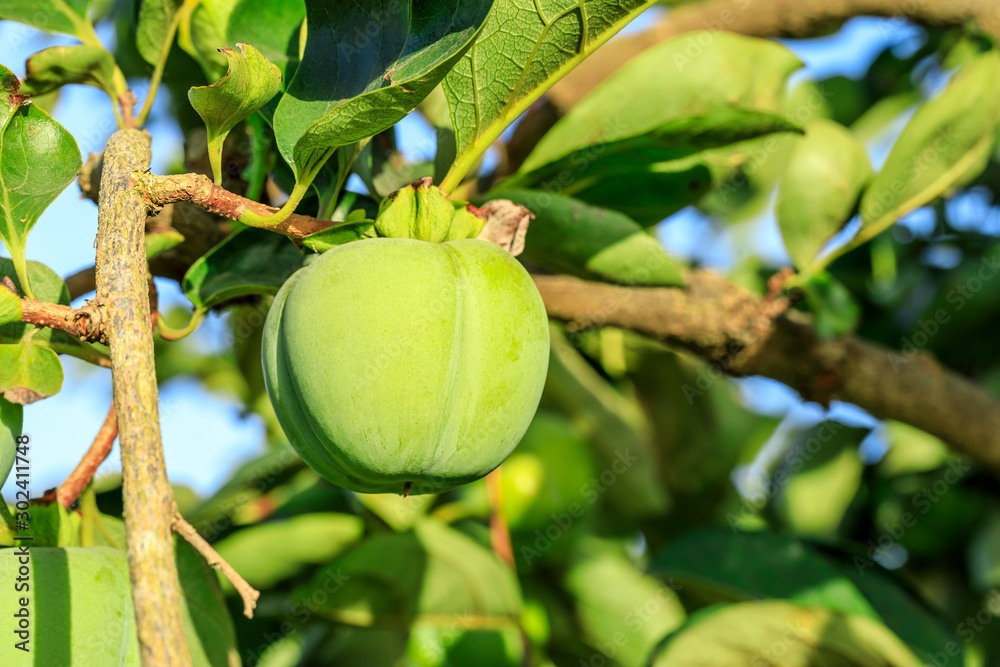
3 0 1000 665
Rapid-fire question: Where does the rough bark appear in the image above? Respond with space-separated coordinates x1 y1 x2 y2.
535 273 1000 474
95 129 191 666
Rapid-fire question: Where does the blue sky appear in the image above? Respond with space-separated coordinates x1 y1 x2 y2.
0 14 923 500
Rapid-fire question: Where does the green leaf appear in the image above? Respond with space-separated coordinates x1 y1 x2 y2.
301 220 376 254
521 34 801 174
273 0 493 183
564 545 684 666
652 529 880 616
174 539 241 667
0 66 82 299
20 45 118 99
136 0 185 65
496 189 684 286
212 512 363 589
178 0 240 79
442 0 673 189
0 337 64 404
505 32 802 222
545 326 670 519
352 492 435 532
773 421 869 537
801 271 862 338
145 229 185 260
0 0 99 42
225 0 305 82
650 601 923 666
292 518 522 628
860 51 1000 239
189 42 282 185
18 501 81 547
0 397 20 489
0 287 20 327
776 120 872 269
182 227 305 309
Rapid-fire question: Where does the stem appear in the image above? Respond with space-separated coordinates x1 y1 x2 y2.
157 308 206 341
486 467 515 569
56 403 117 509
10 249 35 300
95 128 190 665
172 509 260 618
136 0 199 127
238 179 312 228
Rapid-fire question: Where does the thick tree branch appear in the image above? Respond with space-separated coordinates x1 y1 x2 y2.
137 172 334 239
534 273 1000 476
56 404 117 509
95 129 190 666
16 298 107 344
548 0 1000 113
171 510 260 619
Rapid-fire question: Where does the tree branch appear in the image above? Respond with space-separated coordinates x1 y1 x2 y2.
56 404 117 509
16 298 107 344
137 172 335 239
548 0 1000 113
171 509 260 619
95 129 190 666
534 273 1000 476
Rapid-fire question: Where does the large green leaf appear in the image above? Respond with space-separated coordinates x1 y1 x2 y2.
178 0 241 79
0 0 99 42
442 0 667 189
564 544 684 667
524 32 800 171
136 0 185 65
188 42 282 184
182 227 305 309
292 518 522 628
212 512 363 588
859 51 1000 240
545 327 670 520
0 337 64 404
776 119 871 269
20 45 118 99
650 601 923 666
272 0 493 182
0 397 22 491
225 0 305 82
650 528 958 663
0 66 82 299
505 32 802 223
772 422 869 537
496 189 684 286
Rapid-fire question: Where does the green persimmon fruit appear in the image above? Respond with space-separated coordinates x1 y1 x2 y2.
0 546 140 666
263 237 549 495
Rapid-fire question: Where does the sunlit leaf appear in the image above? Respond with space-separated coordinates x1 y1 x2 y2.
20 45 118 99
776 119 871 269
495 189 684 286
189 42 282 184
273 0 493 182
0 0 99 41
0 397 20 489
0 337 64 404
0 66 82 299
650 601 923 666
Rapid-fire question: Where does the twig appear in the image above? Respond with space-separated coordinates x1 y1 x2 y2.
138 172 336 239
96 128 190 665
65 266 98 301
17 298 107 344
171 509 260 618
56 404 117 509
486 467 516 569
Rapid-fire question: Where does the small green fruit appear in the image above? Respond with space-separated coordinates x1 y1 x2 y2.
263 237 549 494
